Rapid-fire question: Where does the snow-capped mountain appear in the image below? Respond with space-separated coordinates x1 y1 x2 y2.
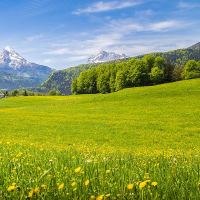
0 46 53 90
0 46 28 69
87 51 129 64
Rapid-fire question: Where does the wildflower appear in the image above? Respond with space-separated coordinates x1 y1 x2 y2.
34 187 40 193
37 167 41 171
145 180 151 183
127 184 134 190
91 195 96 199
12 183 17 186
106 170 110 174
41 184 46 188
71 182 76 187
7 185 15 191
75 167 81 173
85 180 89 186
97 195 104 200
152 182 158 187
139 182 146 190
28 189 34 197
66 193 69 195
106 194 111 197
58 183 64 190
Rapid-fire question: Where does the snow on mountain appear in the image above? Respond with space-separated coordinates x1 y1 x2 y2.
0 46 28 69
0 46 53 75
87 51 129 64
0 46 53 90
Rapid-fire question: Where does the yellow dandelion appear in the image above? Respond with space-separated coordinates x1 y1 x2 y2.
91 195 96 199
97 195 104 200
66 193 69 195
139 182 146 190
85 180 89 186
28 189 34 197
34 187 40 193
152 182 158 187
58 183 64 190
41 184 46 188
145 180 151 183
37 167 41 171
71 182 76 187
106 170 110 174
7 185 15 191
12 183 17 186
106 194 111 197
127 184 134 190
74 167 81 173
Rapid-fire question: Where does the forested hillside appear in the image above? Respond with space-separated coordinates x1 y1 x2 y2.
32 45 200 95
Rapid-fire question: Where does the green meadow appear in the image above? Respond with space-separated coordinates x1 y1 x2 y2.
1 79 200 199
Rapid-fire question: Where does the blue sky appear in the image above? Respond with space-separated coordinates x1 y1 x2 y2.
0 0 200 69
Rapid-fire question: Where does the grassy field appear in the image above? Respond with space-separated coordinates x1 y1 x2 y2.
1 79 200 199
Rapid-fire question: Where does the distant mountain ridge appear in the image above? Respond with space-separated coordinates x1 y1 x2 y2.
188 42 200 50
27 42 200 95
87 51 129 64
0 46 53 91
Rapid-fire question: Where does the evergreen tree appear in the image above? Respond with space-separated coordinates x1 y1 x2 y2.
163 58 174 82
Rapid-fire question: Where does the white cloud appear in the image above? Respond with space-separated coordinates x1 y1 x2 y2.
178 2 199 10
44 48 70 55
26 34 44 42
44 59 53 64
73 1 143 14
109 18 189 32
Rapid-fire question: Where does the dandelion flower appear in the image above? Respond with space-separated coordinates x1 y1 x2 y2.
85 180 89 186
41 184 46 188
75 167 81 173
34 187 40 193
7 185 15 191
28 189 34 197
91 195 96 199
139 182 146 190
106 170 110 174
97 195 104 200
71 182 76 187
127 184 134 190
58 183 64 190
106 194 111 197
152 182 158 187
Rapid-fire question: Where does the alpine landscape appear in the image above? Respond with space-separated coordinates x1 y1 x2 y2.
1 1 200 199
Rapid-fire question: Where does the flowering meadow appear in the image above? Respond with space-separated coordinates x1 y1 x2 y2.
1 79 200 199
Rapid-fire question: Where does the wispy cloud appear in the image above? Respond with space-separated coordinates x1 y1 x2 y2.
109 19 188 32
72 1 143 14
26 34 44 42
43 17 192 59
178 1 199 10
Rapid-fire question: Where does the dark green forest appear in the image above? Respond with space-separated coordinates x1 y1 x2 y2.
31 46 200 95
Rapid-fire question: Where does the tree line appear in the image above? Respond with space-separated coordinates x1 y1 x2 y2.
0 89 61 97
71 55 200 95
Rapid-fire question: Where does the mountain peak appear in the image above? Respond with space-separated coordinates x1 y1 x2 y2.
4 46 15 52
188 42 200 50
87 51 129 64
0 46 27 68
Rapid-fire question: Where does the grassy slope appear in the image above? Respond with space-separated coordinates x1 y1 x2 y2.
1 78 200 154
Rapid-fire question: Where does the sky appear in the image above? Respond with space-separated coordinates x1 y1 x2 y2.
0 0 200 70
